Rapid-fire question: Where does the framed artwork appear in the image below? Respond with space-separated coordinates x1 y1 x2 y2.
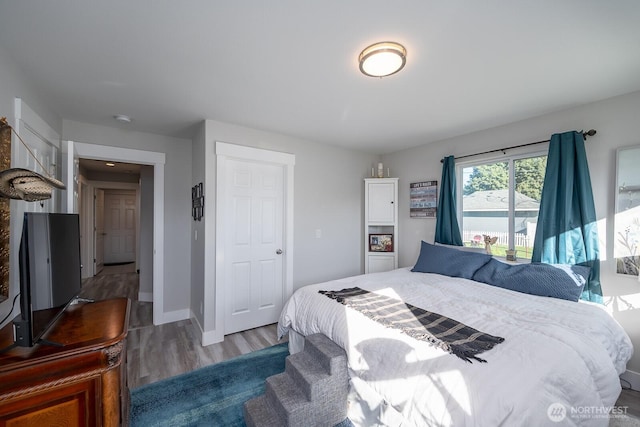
615 145 640 277
369 234 393 252
410 181 437 218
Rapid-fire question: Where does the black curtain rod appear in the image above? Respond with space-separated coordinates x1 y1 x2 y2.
440 129 597 163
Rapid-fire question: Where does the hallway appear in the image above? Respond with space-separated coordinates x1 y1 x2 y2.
78 265 282 389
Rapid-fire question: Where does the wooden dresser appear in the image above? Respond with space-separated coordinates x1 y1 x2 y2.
0 298 130 426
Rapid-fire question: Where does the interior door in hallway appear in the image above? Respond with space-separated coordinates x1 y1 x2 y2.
223 160 284 335
94 189 105 275
103 190 136 264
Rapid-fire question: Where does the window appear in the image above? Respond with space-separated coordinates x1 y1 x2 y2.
458 154 547 260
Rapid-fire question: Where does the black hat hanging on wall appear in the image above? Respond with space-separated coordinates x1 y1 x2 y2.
0 117 66 201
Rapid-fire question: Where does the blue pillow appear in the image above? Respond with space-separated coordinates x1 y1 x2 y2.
472 258 590 302
411 241 492 279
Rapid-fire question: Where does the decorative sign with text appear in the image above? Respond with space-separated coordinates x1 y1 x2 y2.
410 181 437 218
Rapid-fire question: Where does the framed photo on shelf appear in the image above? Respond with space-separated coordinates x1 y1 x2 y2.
369 234 393 252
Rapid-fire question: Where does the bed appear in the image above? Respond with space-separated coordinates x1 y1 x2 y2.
277 247 633 426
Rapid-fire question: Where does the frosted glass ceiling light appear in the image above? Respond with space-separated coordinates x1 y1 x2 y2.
359 41 407 77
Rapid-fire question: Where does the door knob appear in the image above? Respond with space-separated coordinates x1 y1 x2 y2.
276 249 283 255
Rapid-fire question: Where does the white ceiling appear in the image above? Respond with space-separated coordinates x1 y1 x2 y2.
1 1 639 154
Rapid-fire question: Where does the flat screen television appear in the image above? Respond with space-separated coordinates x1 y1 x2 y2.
12 212 82 347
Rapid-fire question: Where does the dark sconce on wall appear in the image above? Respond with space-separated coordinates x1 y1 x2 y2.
192 182 204 221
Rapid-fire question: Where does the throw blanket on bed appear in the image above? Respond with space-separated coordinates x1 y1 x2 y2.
319 287 505 363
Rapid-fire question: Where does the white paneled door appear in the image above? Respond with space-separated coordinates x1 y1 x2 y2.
94 189 105 275
223 159 284 334
103 191 136 264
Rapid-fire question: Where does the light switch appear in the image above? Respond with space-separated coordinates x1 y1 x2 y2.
315 229 322 238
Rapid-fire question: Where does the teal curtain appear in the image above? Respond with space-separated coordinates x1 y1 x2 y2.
435 155 463 246
532 131 602 303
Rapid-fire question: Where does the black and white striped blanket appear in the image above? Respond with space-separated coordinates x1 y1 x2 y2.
319 287 504 363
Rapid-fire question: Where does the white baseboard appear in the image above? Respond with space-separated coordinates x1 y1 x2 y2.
138 291 153 302
202 329 224 346
620 369 640 391
201 319 224 346
158 308 190 324
189 311 224 346
189 309 199 323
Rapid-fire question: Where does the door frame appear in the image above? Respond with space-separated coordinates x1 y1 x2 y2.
212 141 294 344
72 142 166 325
94 187 105 276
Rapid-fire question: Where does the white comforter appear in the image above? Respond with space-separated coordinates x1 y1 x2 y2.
277 268 633 427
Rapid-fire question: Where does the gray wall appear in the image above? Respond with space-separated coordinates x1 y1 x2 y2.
204 119 378 286
139 165 154 300
62 119 193 316
0 44 61 140
196 119 378 335
190 122 206 329
0 44 62 324
383 90 640 373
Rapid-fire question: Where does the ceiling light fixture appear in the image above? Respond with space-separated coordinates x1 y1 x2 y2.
359 41 407 78
114 114 132 123
105 162 115 167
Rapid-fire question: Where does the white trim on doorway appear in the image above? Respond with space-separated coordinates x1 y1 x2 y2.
206 141 295 345
71 142 167 325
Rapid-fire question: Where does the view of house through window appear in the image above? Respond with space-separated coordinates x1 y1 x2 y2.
460 154 547 259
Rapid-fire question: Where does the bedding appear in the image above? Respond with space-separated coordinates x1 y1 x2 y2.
411 241 492 279
472 258 590 302
278 268 633 426
319 287 505 363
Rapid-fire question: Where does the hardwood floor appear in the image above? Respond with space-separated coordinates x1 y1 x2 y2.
616 388 640 420
79 265 283 389
79 267 639 419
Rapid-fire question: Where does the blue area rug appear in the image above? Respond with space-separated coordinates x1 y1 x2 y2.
131 342 353 427
131 343 289 426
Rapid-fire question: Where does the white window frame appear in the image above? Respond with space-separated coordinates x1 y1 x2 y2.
456 149 548 257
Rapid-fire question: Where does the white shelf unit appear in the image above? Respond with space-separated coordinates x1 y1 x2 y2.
364 178 398 274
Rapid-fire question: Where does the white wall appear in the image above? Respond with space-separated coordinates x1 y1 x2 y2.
139 165 154 301
0 44 62 325
0 44 61 139
190 122 206 329
62 120 192 316
196 119 378 338
383 90 640 375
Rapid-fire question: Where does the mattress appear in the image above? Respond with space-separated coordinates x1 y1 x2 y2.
278 268 633 426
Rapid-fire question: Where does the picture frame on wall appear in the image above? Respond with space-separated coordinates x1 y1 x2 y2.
369 234 393 252
410 181 438 218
